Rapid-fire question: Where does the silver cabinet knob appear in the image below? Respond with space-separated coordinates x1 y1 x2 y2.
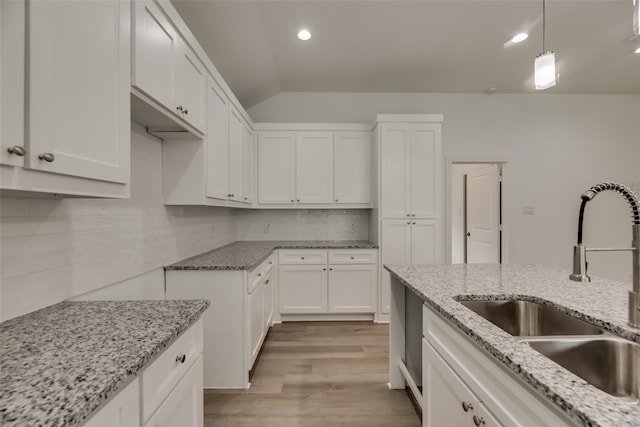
462 401 473 412
407 221 411 225
38 153 55 162
7 145 26 156
244 197 248 200
335 199 338 202
473 416 485 426
296 199 300 202
412 222 416 225
350 256 355 259
466 232 471 237
323 267 326 271
265 279 270 284
301 256 305 260
183 109 188 115
406 213 410 217
257 273 262 277
291 199 294 203
411 214 416 217
329 268 333 271
176 105 184 112
175 354 186 364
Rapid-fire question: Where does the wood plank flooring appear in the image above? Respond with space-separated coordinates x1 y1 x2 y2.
204 321 421 427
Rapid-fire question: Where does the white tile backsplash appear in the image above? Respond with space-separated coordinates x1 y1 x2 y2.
0 124 236 321
235 209 370 241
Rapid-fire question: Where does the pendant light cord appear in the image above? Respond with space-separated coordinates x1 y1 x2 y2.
542 0 546 53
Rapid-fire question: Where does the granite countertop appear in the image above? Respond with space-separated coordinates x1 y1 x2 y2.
384 263 640 427
165 240 378 271
0 300 209 427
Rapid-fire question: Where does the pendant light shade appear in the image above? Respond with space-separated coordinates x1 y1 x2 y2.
634 0 639 35
534 0 557 90
534 52 557 90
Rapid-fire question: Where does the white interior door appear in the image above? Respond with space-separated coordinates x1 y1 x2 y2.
466 164 500 263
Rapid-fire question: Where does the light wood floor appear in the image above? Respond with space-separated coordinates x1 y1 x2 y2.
204 321 421 427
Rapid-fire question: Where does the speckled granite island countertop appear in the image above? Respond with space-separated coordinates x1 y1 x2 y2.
385 263 640 427
0 300 209 427
165 240 378 271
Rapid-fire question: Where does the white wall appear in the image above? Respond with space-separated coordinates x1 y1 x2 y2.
249 93 640 283
235 209 369 241
0 123 237 321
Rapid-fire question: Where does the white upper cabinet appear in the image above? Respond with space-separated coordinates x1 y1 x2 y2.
380 122 441 219
228 105 244 201
334 132 371 204
205 77 229 200
255 126 372 208
133 0 205 133
27 0 130 184
173 38 206 131
296 132 334 204
132 1 176 110
1 0 130 198
1 0 25 168
242 123 253 204
257 132 296 204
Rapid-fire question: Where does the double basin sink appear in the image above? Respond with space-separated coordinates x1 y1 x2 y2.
459 299 639 402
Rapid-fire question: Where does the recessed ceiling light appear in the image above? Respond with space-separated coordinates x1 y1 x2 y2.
297 29 311 41
511 33 529 43
635 47 640 54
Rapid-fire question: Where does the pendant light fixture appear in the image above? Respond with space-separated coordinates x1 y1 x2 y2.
534 0 557 90
634 0 639 35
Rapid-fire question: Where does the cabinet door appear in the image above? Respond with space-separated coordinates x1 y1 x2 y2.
334 132 371 204
410 220 442 265
257 132 295 204
84 379 139 427
228 105 244 201
423 340 500 427
241 124 253 203
205 78 229 200
249 282 265 367
1 0 25 167
174 37 206 132
296 132 333 204
263 271 274 328
133 0 176 111
144 356 204 427
380 124 410 218
380 220 410 314
28 0 130 183
279 265 327 313
328 264 377 313
409 124 441 219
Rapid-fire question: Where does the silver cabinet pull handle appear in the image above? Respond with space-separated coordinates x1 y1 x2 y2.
7 146 26 156
411 214 416 217
39 153 55 162
176 105 183 112
462 401 473 412
257 273 262 277
176 354 186 364
265 279 270 284
473 416 485 426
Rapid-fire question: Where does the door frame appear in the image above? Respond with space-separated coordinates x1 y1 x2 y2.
444 156 511 265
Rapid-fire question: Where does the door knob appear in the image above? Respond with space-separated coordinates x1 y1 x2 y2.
466 232 471 237
38 153 55 162
7 146 26 156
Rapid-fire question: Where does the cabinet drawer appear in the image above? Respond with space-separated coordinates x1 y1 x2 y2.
141 319 203 424
248 253 276 293
278 249 327 265
328 249 377 264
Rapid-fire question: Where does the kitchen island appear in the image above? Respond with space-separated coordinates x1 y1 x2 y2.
385 263 639 427
0 300 209 427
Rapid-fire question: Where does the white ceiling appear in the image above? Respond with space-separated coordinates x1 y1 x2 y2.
171 0 640 108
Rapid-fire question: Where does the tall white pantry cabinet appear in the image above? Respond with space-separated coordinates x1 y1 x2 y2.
374 115 443 319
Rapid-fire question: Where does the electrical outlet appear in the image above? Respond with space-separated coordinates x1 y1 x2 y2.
264 223 270 233
350 223 357 233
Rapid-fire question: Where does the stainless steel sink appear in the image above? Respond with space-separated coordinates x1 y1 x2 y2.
525 337 640 401
459 300 603 336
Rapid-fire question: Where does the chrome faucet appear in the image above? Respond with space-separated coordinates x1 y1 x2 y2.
569 182 640 328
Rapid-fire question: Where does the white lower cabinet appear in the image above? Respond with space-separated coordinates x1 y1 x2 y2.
84 379 139 427
83 319 204 427
423 339 500 427
165 253 276 388
278 249 377 316
279 264 328 314
422 305 574 427
143 356 204 427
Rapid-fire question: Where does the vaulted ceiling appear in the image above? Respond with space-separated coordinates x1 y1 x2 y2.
172 0 640 108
